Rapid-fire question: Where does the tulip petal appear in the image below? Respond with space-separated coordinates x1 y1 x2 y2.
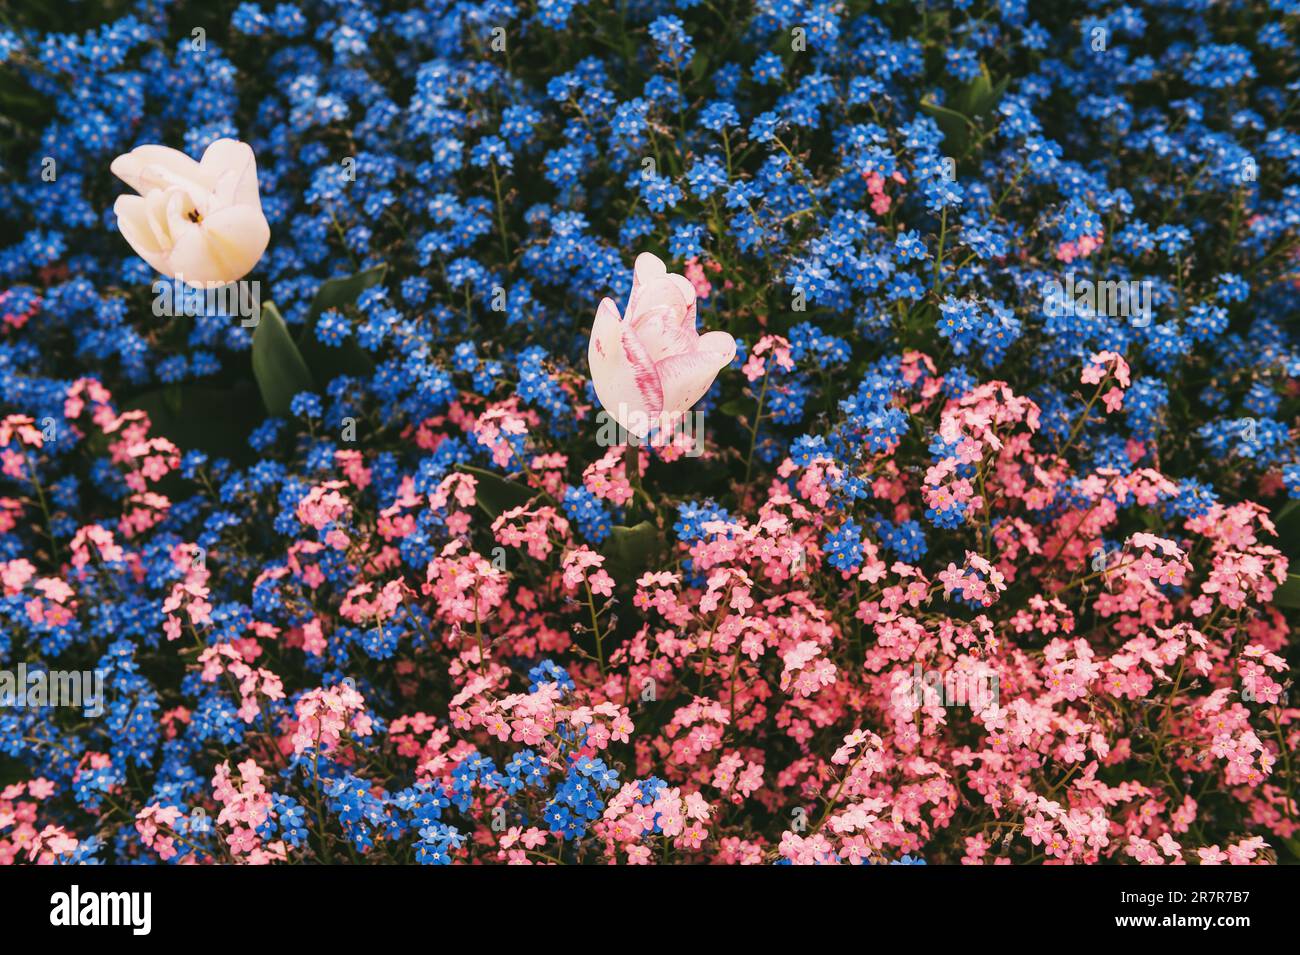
588 298 663 437
161 205 269 288
624 251 667 322
629 277 697 362
113 195 174 278
696 330 737 363
143 189 175 249
113 196 164 254
200 204 271 284
165 189 196 246
201 139 262 209
111 145 204 196
655 332 736 417
667 273 698 310
163 223 213 287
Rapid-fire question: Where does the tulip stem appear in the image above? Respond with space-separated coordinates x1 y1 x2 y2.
490 160 511 262
624 441 653 517
742 367 771 487
584 578 605 676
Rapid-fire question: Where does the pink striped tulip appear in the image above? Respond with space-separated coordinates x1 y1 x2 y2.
588 253 735 440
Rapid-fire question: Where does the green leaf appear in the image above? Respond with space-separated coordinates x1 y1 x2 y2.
125 384 262 459
1273 500 1300 559
921 65 1007 162
0 754 25 789
956 64 1008 118
455 464 537 520
309 265 388 314
952 75 985 117
252 301 315 417
985 74 1011 114
1284 836 1300 863
1274 574 1300 609
295 265 387 386
690 52 710 82
602 520 661 581
919 98 974 158
719 399 752 418
901 301 938 349
0 68 51 132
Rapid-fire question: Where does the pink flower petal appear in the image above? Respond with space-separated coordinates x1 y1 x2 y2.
655 333 735 417
588 298 664 436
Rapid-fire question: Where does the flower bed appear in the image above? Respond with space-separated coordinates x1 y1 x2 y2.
0 0 1297 865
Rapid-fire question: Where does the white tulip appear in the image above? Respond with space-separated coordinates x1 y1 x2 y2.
111 138 270 289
